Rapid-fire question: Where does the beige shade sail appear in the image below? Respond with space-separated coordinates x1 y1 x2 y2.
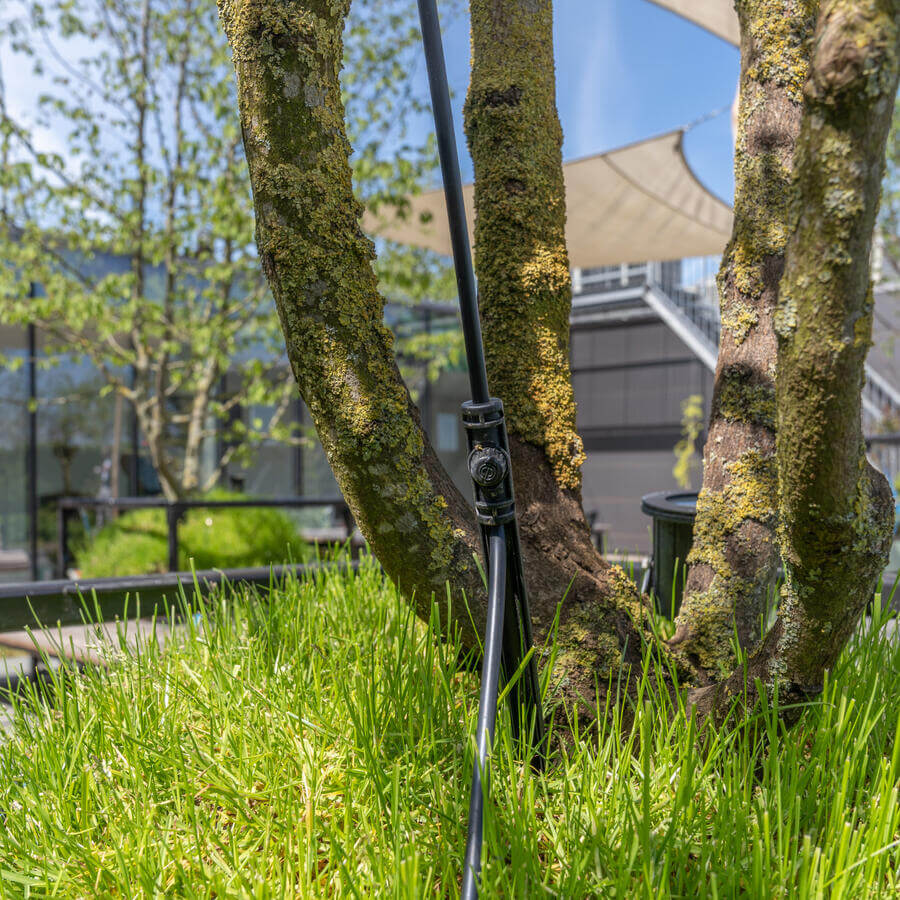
362 130 733 269
646 0 739 45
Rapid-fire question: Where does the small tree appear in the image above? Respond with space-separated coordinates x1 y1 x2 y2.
219 0 897 727
0 0 450 499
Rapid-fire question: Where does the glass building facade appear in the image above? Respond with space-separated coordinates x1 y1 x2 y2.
23 253 884 575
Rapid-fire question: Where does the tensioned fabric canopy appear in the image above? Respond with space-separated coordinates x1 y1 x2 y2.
362 130 734 268
646 0 739 45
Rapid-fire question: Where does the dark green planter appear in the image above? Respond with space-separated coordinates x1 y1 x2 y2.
641 491 697 619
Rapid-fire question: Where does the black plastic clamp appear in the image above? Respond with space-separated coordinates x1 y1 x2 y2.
461 398 517 526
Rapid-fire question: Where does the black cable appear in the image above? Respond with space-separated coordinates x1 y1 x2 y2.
461 525 507 900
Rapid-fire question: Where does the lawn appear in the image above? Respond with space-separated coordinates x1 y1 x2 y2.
0 559 897 897
74 491 309 578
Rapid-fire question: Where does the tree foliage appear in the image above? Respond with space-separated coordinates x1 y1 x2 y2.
0 0 454 499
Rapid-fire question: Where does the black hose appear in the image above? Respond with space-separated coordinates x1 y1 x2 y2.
461 525 507 900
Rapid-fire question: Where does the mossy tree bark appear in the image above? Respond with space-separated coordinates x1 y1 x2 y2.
218 0 651 721
217 0 485 645
220 0 897 732
463 0 652 711
690 0 898 722
671 0 819 683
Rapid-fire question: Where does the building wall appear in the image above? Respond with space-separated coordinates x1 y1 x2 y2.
571 317 712 552
0 300 712 575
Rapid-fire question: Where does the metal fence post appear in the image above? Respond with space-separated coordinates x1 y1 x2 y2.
339 504 354 539
56 504 68 579
27 311 38 581
166 504 181 572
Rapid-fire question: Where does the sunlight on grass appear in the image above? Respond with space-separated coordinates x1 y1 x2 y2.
0 559 897 897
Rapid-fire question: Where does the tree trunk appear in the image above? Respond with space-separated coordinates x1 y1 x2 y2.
463 0 653 712
217 0 485 646
670 0 819 682
690 0 898 722
219 0 897 734
218 0 652 719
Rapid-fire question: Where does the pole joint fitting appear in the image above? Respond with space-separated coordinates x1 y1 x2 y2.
461 398 517 526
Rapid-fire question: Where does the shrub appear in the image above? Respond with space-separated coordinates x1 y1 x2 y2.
75 491 309 577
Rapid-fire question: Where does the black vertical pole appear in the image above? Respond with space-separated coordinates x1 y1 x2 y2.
461 526 506 898
166 504 180 571
56 504 68 579
416 0 489 406
294 399 305 495
416 3 545 898
129 363 140 496
26 294 38 581
421 307 433 434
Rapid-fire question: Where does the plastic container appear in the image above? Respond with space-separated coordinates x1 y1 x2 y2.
640 491 697 618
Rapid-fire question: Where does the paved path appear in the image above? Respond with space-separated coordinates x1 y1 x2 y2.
0 619 183 736
0 618 179 668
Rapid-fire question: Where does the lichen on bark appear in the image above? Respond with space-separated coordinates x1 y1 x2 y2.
671 1 818 682
773 0 898 689
689 0 899 723
218 0 483 643
215 0 670 733
464 0 583 492
462 0 663 722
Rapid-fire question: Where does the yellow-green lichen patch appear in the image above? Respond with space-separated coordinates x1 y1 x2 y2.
716 369 776 429
688 448 777 577
555 626 623 688
676 445 777 676
675 575 758 678
605 563 647 624
742 0 819 103
721 299 760 345
465 0 583 490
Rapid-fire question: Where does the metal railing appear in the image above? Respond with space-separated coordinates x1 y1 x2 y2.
56 496 354 578
0 560 360 634
642 265 900 423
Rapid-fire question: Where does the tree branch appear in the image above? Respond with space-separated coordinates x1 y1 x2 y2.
218 0 483 644
671 0 818 681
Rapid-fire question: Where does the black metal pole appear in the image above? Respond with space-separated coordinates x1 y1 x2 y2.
294 399 305 495
129 363 140 496
461 525 506 900
166 504 180 572
416 0 489 405
56 504 67 579
416 3 546 897
26 298 38 582
421 307 433 434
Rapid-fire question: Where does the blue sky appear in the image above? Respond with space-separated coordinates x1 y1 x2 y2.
428 0 740 205
3 0 740 205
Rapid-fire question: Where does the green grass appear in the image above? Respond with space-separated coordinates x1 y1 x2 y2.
0 559 897 897
75 491 310 577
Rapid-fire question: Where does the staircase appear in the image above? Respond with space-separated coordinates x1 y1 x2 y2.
643 269 900 425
